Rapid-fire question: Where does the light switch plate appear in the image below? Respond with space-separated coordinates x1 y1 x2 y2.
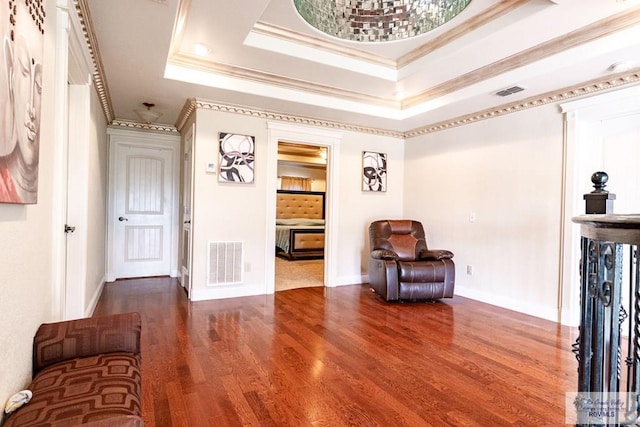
205 162 215 173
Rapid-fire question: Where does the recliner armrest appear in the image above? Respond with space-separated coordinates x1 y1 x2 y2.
33 312 141 376
370 249 399 260
419 249 454 260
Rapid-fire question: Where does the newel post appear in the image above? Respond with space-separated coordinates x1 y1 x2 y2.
571 171 640 425
583 171 616 214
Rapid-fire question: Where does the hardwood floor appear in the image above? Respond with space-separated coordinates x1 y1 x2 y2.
94 277 578 426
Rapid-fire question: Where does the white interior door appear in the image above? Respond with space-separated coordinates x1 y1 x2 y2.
113 144 174 279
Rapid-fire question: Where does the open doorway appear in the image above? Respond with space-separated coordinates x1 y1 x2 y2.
274 142 327 291
265 121 342 295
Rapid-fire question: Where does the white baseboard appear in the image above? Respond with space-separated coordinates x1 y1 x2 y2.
85 276 106 317
330 274 367 287
190 284 267 301
560 306 580 327
455 285 560 323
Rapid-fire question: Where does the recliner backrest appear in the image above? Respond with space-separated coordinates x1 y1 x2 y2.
369 220 428 261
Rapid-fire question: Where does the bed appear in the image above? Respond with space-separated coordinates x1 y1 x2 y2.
275 190 325 260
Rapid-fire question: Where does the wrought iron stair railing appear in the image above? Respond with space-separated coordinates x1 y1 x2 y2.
572 214 640 426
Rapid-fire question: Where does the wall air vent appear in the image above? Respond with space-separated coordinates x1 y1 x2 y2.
207 241 243 286
495 85 526 97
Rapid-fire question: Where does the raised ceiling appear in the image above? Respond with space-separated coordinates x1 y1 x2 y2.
83 0 640 134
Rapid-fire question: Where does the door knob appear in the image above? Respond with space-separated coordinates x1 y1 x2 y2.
118 216 128 222
64 224 76 233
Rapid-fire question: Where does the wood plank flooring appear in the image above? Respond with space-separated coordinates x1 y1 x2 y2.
93 278 578 426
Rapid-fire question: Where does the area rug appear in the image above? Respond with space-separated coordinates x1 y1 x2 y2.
275 257 324 291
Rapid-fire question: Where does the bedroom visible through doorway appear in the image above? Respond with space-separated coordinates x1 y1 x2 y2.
274 142 327 291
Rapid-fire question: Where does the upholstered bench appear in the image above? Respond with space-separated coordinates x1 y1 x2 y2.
3 312 143 427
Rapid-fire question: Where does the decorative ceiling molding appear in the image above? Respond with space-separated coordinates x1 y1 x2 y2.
77 0 640 139
168 53 399 108
74 0 115 123
175 70 640 139
404 70 640 138
255 1 524 70
402 6 640 109
396 0 527 67
169 5 640 114
252 21 396 68
181 98 405 138
110 120 179 134
175 98 197 132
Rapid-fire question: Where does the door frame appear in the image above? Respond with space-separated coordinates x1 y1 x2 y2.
52 0 95 319
179 124 195 297
559 85 640 326
106 128 180 282
265 122 342 293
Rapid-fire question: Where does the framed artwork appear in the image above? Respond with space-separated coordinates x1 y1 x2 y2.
362 151 387 192
0 0 46 204
218 132 255 183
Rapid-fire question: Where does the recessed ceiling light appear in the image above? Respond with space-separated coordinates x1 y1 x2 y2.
393 90 407 100
193 43 211 57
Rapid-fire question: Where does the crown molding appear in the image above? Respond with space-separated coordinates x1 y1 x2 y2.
74 0 115 122
252 21 396 69
110 120 179 134
76 0 640 139
404 70 640 138
174 71 640 139
253 1 524 71
175 98 197 132
402 6 640 109
178 98 405 138
396 0 527 67
168 53 399 108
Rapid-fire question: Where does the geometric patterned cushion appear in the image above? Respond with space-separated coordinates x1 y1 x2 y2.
33 313 141 376
3 353 142 427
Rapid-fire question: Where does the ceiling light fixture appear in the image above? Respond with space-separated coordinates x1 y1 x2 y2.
134 102 162 124
294 0 472 42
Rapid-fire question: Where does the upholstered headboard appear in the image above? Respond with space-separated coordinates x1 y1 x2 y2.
276 190 325 219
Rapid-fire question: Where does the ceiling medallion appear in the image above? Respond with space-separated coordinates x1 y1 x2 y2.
294 0 472 42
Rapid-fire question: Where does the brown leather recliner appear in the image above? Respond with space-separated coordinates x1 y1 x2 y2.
368 219 455 301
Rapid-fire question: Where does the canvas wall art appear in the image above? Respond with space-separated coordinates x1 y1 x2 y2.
218 132 255 184
362 151 387 192
0 0 45 204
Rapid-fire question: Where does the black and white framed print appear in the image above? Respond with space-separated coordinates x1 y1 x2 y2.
362 151 387 192
218 132 255 183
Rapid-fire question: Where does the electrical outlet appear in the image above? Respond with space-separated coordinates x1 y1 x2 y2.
466 265 473 275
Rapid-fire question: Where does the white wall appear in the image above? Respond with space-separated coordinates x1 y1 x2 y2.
0 0 107 408
189 110 404 300
0 0 57 408
337 130 405 280
404 104 565 321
